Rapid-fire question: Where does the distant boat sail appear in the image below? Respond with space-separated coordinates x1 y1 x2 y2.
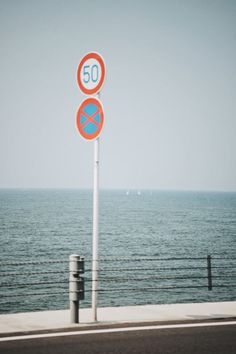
125 190 141 195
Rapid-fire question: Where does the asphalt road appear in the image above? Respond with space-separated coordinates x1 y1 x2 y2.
0 323 235 354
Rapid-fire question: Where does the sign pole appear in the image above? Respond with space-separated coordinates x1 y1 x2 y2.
92 137 99 321
92 92 101 321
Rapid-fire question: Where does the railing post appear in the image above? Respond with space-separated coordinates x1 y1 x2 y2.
207 255 212 291
69 254 84 323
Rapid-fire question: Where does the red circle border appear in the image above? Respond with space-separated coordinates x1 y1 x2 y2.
77 52 106 95
76 97 104 141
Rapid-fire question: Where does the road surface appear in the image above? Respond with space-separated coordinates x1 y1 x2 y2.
0 321 235 354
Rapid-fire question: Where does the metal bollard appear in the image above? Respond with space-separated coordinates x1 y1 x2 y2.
207 255 212 291
69 254 84 323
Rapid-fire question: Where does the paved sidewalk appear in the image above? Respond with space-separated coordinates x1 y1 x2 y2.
0 301 235 334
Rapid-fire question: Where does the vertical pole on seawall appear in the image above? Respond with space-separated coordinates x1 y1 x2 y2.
207 255 212 291
92 135 99 321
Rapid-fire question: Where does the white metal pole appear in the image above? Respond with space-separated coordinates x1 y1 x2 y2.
92 136 99 321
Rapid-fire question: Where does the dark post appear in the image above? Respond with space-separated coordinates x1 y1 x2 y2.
207 255 212 291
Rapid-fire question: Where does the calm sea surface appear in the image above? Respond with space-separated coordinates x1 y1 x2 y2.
0 189 235 313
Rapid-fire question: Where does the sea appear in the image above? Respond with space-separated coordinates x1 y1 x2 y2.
0 189 235 314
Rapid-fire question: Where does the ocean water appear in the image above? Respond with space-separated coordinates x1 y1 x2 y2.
0 189 235 314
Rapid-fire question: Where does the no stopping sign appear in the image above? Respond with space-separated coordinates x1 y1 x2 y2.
76 97 104 141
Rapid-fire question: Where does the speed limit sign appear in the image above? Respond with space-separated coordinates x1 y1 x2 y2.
77 52 106 95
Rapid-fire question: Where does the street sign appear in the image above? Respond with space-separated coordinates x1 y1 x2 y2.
76 97 104 141
75 52 106 322
77 52 106 95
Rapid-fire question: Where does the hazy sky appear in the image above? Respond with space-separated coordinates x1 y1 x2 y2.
0 0 235 191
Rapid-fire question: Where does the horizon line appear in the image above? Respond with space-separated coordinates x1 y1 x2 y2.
0 187 235 193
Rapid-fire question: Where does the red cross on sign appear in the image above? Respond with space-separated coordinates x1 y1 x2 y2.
76 97 104 141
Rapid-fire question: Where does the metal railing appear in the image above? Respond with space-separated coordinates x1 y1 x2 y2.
84 255 236 293
0 254 235 322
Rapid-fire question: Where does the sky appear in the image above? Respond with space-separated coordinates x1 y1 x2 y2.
0 0 235 191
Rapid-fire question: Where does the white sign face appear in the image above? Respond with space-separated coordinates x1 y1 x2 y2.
77 52 106 95
80 58 102 91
